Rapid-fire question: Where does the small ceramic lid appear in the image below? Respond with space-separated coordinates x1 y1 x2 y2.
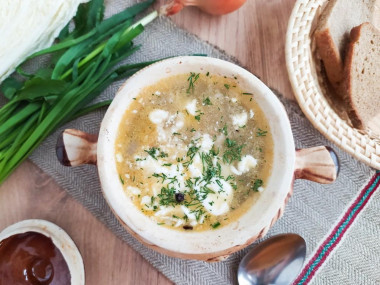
0 219 85 285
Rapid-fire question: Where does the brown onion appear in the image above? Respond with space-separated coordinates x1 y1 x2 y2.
160 0 247 16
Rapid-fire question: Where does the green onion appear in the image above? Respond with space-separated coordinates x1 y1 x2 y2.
0 0 159 184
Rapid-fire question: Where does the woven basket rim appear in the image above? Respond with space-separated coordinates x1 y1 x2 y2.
285 0 380 170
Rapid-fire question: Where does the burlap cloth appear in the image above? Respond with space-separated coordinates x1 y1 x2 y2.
19 0 379 284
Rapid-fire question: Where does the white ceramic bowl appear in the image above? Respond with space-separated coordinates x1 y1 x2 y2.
57 56 338 261
0 219 85 283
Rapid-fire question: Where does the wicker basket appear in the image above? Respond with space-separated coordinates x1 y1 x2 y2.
285 0 380 170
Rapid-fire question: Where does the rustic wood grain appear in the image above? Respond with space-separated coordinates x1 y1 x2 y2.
0 161 171 285
0 0 295 284
158 0 296 99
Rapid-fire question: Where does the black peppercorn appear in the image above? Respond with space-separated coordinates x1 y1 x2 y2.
175 192 184 202
183 225 193 230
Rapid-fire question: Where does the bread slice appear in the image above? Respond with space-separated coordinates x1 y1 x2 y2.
315 0 380 90
344 22 380 136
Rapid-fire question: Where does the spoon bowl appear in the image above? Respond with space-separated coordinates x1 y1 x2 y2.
238 233 306 285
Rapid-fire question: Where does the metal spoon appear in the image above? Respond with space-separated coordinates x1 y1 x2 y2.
238 233 306 285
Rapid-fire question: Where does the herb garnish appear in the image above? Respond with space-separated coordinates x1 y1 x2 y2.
224 84 230 89
223 138 245 164
218 124 228 136
141 131 250 228
187 145 200 160
119 175 125 185
194 110 204 121
203 97 212 105
225 138 237 147
256 128 268 137
158 152 169 158
144 147 168 160
252 179 263 192
187 72 200 93
242 92 253 95
144 147 158 159
157 186 177 206
152 173 168 183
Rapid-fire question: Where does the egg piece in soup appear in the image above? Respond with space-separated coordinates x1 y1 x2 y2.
115 73 273 231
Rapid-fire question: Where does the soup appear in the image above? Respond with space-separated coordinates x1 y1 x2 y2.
115 72 273 231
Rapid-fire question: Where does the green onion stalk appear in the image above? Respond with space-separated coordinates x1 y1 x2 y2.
0 0 159 184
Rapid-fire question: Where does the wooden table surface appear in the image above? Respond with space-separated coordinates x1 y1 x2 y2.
0 0 295 284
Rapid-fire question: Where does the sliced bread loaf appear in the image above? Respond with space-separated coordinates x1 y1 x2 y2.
344 22 380 136
314 0 380 90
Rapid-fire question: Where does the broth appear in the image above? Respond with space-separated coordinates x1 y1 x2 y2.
115 72 273 231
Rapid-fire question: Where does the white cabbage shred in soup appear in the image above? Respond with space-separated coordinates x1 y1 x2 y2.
115 72 273 231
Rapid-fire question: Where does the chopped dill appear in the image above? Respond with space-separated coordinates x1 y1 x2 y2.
256 128 268 137
144 147 168 160
187 72 200 93
203 97 212 105
223 138 245 164
252 179 263 192
225 138 237 147
194 111 204 121
157 186 177 206
218 124 228 136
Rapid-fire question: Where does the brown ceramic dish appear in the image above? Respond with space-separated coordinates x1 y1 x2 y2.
56 56 339 261
0 219 85 284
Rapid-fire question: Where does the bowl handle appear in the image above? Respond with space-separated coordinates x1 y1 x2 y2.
294 146 340 184
56 129 98 167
